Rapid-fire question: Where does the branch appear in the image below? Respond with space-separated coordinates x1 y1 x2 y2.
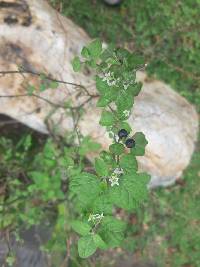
0 69 97 97
0 92 97 110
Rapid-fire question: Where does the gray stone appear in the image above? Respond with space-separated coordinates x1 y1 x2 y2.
0 226 50 267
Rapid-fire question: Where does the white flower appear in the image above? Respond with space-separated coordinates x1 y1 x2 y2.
102 71 111 83
123 110 130 117
108 80 117 86
88 213 104 222
102 72 119 87
109 168 124 187
109 175 119 187
123 78 134 90
123 84 129 90
113 167 124 175
102 71 111 79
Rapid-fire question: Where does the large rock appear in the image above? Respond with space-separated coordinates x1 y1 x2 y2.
0 0 198 187
132 72 199 187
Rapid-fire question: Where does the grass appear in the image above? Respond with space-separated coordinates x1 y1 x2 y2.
49 0 200 266
141 146 200 266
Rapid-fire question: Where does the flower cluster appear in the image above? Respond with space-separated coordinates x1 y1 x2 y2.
109 167 124 187
123 82 133 90
102 72 120 86
122 76 135 90
123 110 130 118
88 213 104 223
102 70 135 90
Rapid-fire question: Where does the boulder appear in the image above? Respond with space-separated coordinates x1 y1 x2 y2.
0 0 198 187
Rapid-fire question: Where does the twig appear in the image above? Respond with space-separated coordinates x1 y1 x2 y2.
59 237 71 267
0 92 97 110
0 69 95 96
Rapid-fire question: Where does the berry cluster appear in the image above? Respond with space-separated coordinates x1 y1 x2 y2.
118 129 135 148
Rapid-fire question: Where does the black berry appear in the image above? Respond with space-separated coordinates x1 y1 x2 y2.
118 129 128 139
125 138 135 148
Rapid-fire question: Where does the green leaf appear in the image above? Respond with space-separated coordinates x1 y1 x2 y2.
100 151 113 164
70 172 101 207
93 234 108 250
97 86 119 107
87 59 96 68
99 216 126 248
116 108 131 121
117 122 132 134
27 84 35 95
16 134 32 150
79 136 101 156
29 171 46 185
96 76 109 94
49 81 59 89
43 140 55 157
99 111 115 126
96 95 111 107
95 158 109 177
109 173 150 211
116 91 134 113
39 83 46 92
72 56 81 72
109 143 124 155
100 44 115 61
120 154 138 173
109 64 122 78
87 39 102 58
132 132 148 156
81 47 90 58
116 48 131 61
127 82 142 97
127 54 144 70
78 235 97 258
92 193 113 214
6 256 15 266
71 220 91 236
